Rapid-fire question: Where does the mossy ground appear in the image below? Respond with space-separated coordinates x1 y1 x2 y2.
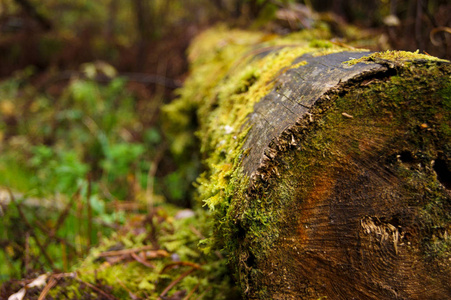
9 204 240 299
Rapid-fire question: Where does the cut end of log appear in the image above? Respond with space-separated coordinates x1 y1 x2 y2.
235 58 451 299
170 27 451 299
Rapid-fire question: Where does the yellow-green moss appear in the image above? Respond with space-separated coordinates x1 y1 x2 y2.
345 50 448 66
47 205 238 299
167 26 367 213
162 27 381 264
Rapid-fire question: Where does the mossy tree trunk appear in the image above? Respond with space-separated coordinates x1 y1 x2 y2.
168 28 451 299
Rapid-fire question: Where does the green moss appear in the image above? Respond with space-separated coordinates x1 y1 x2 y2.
345 50 448 66
309 39 335 48
163 25 355 160
47 205 238 299
166 29 368 269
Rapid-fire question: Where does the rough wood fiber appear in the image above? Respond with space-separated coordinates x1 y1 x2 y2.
170 28 451 299
239 55 451 300
242 51 386 176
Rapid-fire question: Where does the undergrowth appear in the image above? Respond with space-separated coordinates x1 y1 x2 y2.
0 64 203 292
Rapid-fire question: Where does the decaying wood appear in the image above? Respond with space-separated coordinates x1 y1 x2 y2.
240 55 451 299
176 28 451 299
241 51 386 177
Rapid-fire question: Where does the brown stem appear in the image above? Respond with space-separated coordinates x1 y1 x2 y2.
86 174 93 249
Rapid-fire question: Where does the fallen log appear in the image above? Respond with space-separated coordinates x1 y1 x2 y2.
167 27 451 299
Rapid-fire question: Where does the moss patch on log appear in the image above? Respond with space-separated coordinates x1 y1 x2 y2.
164 26 370 251
345 50 448 66
168 25 451 298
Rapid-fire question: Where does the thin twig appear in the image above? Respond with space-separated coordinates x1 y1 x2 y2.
37 277 57 300
130 252 156 269
183 283 200 300
41 190 79 251
51 193 76 235
430 27 451 46
158 268 197 299
99 246 168 258
75 277 119 300
37 272 76 300
161 261 202 274
61 243 67 271
194 287 212 300
74 189 84 255
117 278 140 300
189 225 205 239
86 174 93 249
146 145 166 213
25 232 30 274
35 219 74 246
99 182 116 201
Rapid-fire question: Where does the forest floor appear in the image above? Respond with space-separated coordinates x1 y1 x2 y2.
0 1 450 299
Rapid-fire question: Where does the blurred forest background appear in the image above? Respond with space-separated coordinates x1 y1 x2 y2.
0 0 450 293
